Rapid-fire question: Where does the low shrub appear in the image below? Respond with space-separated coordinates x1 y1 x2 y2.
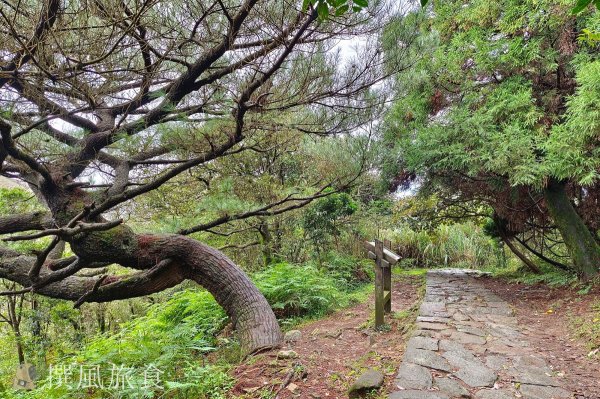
387 222 504 270
317 251 373 290
254 262 343 318
15 290 231 399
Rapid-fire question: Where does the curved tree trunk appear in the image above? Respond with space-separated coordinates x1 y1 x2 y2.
81 233 284 355
171 236 283 354
492 214 540 273
501 237 541 274
0 229 283 356
513 236 571 271
544 179 600 279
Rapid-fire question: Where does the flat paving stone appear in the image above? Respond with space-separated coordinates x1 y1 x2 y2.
439 339 468 352
389 390 450 399
414 329 442 339
408 336 439 351
454 362 497 388
513 355 550 370
519 384 570 399
405 347 452 372
417 321 449 330
417 316 452 323
420 302 447 316
487 324 522 339
442 351 497 387
434 377 470 397
456 325 487 337
450 331 487 345
509 365 560 387
496 337 529 348
443 348 478 363
395 362 433 390
488 315 518 325
453 312 470 321
485 355 509 371
474 389 516 399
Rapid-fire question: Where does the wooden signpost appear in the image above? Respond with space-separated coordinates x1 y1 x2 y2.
365 239 401 328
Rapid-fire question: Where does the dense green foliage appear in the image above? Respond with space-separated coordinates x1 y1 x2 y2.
256 255 372 319
382 0 600 277
2 0 600 397
388 0 600 187
1 251 372 399
388 222 506 270
3 290 231 399
420 0 600 14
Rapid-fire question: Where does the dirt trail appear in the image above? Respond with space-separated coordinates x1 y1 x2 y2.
480 277 600 399
229 271 600 399
230 273 424 398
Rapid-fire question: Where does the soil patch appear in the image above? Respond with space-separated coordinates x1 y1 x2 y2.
479 276 600 399
229 273 424 398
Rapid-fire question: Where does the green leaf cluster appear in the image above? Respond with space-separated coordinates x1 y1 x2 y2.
302 0 368 19
255 262 343 318
19 290 230 399
303 192 358 241
387 0 600 188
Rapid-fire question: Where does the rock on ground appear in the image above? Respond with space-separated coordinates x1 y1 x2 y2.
347 368 384 398
284 330 302 342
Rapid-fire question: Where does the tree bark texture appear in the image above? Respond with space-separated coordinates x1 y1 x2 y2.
501 237 541 274
544 179 600 279
0 230 283 355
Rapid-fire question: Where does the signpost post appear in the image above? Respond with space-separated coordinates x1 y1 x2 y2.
364 239 400 328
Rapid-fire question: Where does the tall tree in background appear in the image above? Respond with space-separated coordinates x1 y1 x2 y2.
0 0 398 354
384 0 600 278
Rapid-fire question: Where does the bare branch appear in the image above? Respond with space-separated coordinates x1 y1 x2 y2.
0 120 54 184
3 219 124 242
179 184 333 235
0 0 61 89
219 241 260 251
73 258 175 308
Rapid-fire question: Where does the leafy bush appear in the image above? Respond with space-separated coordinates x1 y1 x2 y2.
388 222 504 270
254 262 343 318
16 290 231 399
303 192 358 244
316 251 373 290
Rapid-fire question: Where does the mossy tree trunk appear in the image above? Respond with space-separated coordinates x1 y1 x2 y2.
500 237 541 274
258 221 274 267
6 292 25 364
544 179 600 279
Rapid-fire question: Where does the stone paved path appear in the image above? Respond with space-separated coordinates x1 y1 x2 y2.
390 270 571 399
